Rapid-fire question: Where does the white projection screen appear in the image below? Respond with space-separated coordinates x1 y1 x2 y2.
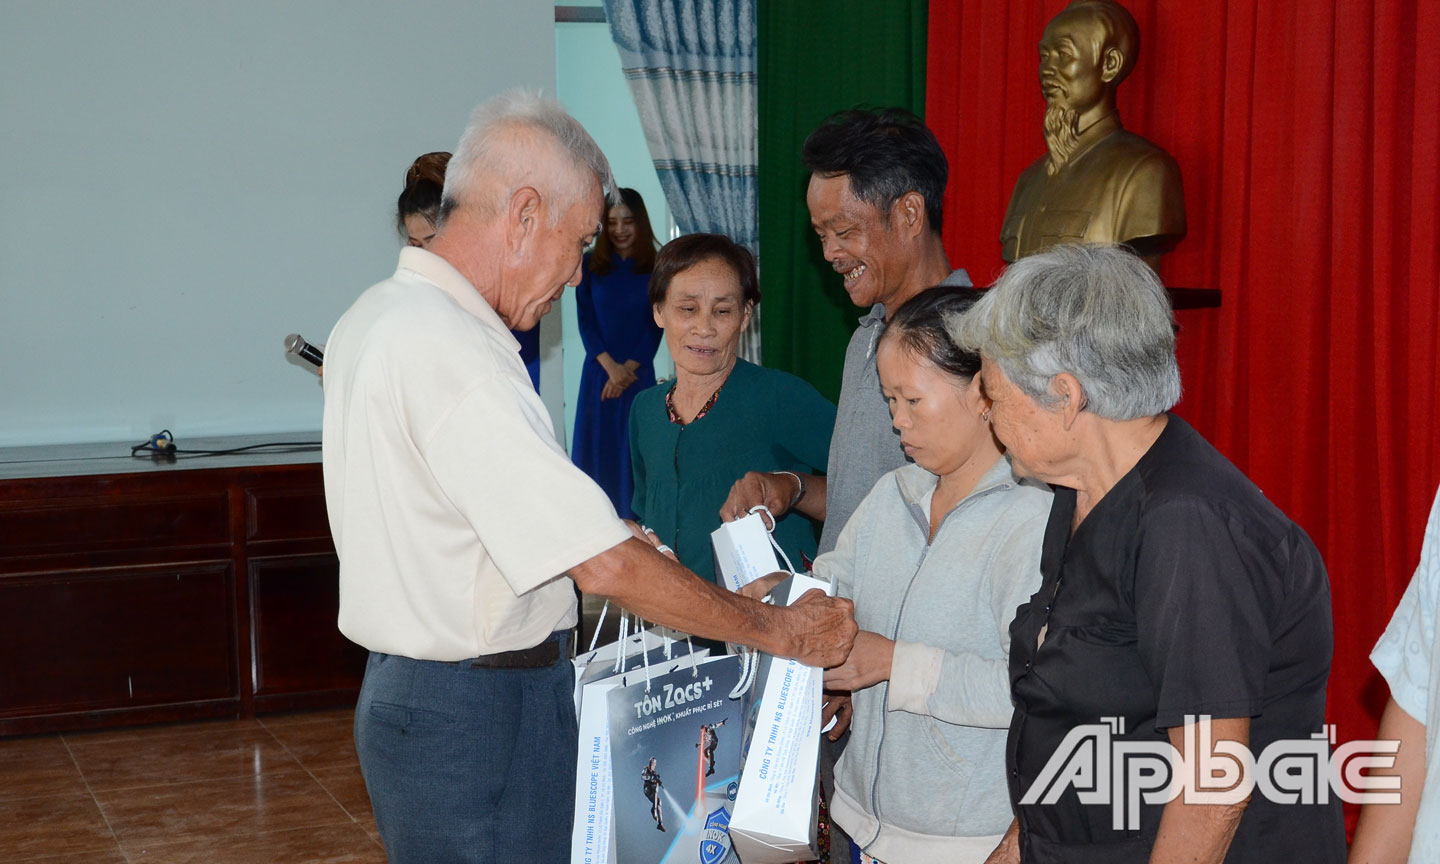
0 1 557 446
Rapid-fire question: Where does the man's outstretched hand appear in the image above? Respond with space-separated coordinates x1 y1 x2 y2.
778 589 856 668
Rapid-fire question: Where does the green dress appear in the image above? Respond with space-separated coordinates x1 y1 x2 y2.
628 358 836 581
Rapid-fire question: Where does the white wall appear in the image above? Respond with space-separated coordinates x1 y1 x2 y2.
0 1 556 447
555 19 675 453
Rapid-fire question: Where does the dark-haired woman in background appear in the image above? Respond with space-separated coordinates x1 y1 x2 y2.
629 233 834 581
572 188 664 517
396 151 540 389
396 151 450 248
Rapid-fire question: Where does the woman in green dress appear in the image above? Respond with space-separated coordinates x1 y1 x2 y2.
629 233 835 581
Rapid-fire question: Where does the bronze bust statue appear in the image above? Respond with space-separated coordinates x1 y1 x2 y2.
1000 0 1186 265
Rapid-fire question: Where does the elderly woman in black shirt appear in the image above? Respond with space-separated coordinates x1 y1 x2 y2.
950 244 1343 864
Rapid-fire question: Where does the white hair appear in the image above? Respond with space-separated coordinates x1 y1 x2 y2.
440 89 617 225
948 243 1181 420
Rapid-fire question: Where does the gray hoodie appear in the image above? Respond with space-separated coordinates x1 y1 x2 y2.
815 456 1051 862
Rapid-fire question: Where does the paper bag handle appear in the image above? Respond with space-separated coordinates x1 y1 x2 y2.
747 505 797 574
613 613 632 673
587 599 610 654
726 596 774 699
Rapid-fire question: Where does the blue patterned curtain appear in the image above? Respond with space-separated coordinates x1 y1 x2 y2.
603 0 760 361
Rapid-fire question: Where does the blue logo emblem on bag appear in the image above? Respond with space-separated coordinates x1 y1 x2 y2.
726 781 738 801
700 806 732 864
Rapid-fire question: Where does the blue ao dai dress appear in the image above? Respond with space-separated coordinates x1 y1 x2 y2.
571 253 662 518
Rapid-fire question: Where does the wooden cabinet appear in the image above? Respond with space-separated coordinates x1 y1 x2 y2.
0 438 365 736
0 563 238 724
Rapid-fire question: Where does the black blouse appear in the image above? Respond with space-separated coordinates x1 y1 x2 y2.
1005 415 1344 864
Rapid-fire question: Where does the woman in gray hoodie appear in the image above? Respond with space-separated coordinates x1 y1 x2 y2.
818 286 1052 863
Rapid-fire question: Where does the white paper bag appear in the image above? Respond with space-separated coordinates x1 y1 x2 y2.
607 653 746 864
710 511 783 593
728 573 832 863
572 653 707 864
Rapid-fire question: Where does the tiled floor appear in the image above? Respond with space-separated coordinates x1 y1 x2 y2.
0 709 385 863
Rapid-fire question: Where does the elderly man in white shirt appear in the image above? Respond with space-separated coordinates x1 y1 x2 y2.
322 91 856 864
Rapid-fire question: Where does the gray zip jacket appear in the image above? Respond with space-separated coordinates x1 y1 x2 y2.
815 456 1051 862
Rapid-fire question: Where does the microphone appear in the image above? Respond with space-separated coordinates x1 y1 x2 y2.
285 333 324 368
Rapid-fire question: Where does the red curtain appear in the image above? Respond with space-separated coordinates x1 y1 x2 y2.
928 0 1440 831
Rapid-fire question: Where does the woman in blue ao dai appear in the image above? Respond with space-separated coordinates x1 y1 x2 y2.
572 188 663 517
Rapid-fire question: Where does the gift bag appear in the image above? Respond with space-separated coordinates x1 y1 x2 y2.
607 652 746 864
572 636 707 864
710 509 788 594
729 573 832 863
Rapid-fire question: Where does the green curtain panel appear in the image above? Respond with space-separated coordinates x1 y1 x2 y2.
756 0 928 401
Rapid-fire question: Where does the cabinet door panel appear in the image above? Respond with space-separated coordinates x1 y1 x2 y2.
0 493 229 558
250 554 365 697
0 564 237 716
244 485 330 542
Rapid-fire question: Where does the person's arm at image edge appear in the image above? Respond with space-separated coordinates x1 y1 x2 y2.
1348 696 1427 864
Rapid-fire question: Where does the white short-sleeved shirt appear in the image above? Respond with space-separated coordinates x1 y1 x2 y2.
322 247 631 661
1371 484 1440 859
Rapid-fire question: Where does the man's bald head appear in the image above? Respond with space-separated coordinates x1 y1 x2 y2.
440 90 616 226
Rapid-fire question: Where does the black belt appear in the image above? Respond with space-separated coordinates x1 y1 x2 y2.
470 632 564 669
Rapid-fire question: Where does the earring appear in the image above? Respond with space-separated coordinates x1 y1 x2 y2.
981 409 992 423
